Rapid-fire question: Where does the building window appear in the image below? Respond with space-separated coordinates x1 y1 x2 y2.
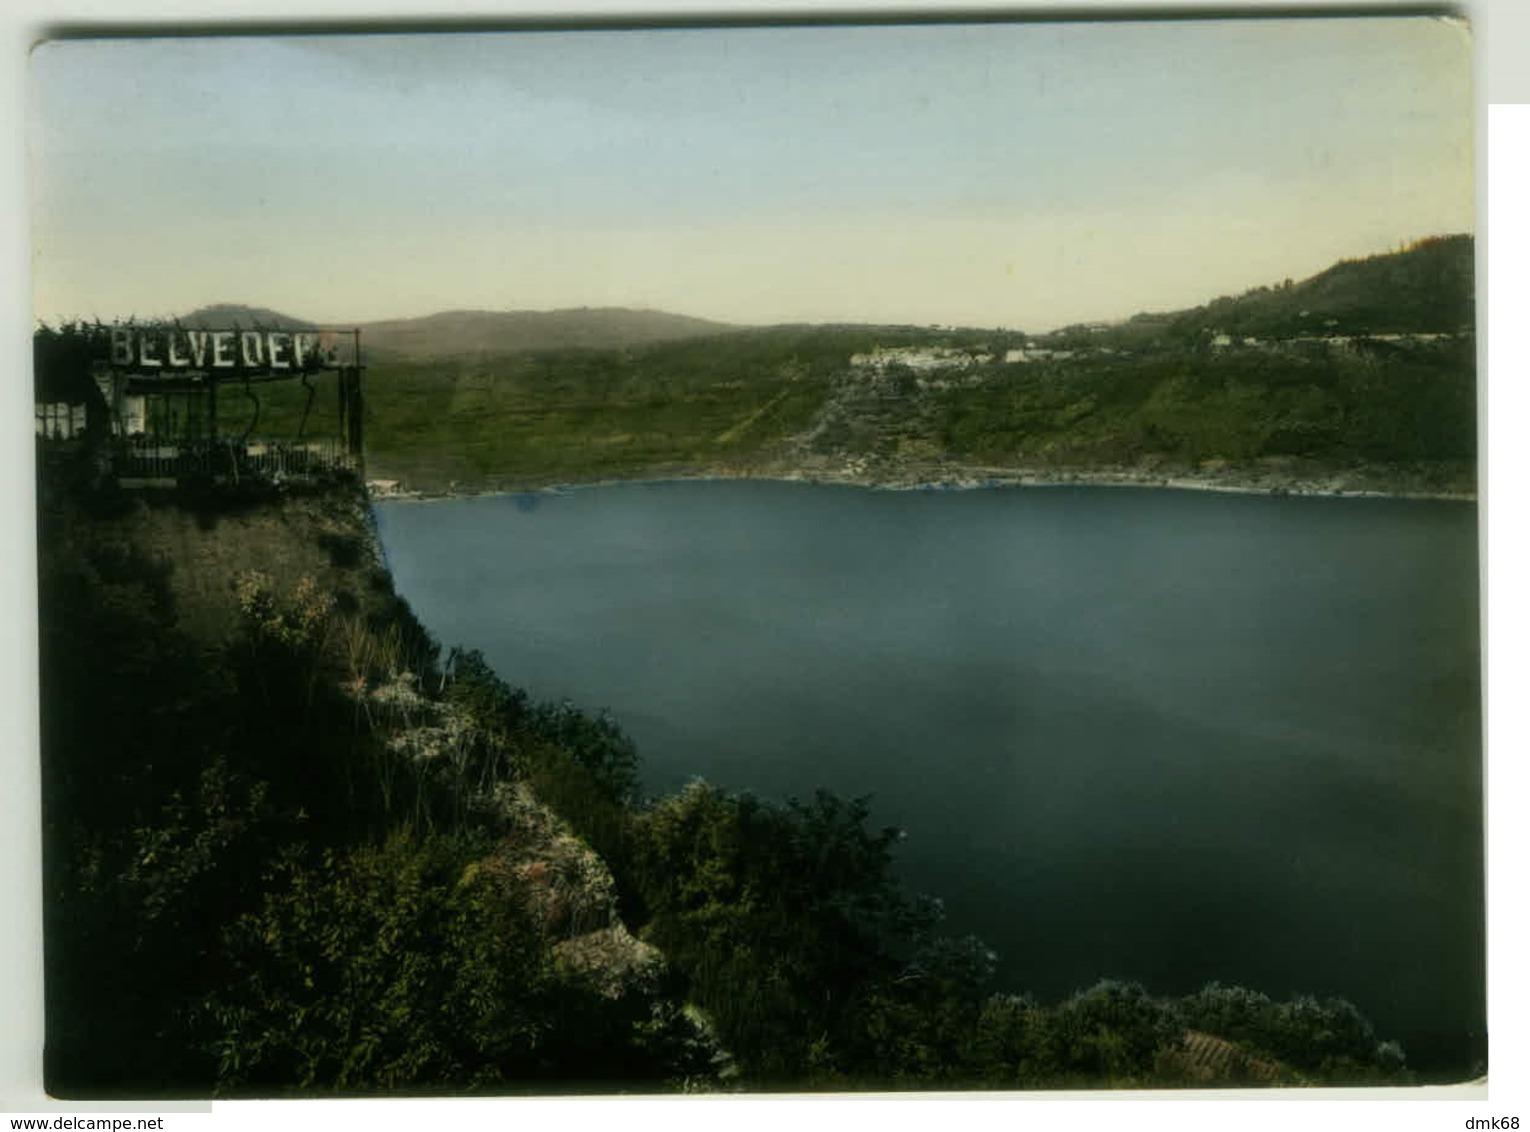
35 402 86 439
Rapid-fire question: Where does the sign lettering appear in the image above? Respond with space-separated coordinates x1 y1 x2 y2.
102 327 347 375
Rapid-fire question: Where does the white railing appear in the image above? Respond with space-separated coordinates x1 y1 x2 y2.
116 437 358 480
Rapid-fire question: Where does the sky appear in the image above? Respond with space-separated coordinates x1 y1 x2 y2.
27 16 1474 331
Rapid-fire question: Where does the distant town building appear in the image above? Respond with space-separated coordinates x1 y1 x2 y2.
849 346 992 374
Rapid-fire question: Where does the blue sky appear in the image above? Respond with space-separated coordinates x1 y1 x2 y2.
27 17 1473 329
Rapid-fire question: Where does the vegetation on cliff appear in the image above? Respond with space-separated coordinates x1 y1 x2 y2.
39 475 1419 1096
39 479 718 1096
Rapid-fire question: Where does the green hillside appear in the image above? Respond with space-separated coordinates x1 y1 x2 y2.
333 237 1475 496
356 325 880 489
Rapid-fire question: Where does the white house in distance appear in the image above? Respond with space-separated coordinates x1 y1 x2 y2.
849 346 994 374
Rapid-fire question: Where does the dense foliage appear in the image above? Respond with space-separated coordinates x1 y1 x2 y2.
1128 234 1474 343
935 335 1476 471
38 483 712 1097
617 790 1415 1089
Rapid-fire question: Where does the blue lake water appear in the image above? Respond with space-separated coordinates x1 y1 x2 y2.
373 480 1484 1077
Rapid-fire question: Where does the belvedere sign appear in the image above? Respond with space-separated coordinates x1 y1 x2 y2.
106 327 350 375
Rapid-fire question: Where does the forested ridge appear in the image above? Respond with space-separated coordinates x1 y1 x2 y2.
39 473 1420 1095
338 235 1476 496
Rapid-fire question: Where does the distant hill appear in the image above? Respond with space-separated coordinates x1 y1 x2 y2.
1080 234 1474 346
174 304 739 360
355 307 740 360
177 304 318 330
177 235 1471 361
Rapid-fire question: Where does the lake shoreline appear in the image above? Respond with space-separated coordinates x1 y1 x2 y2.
368 460 1477 505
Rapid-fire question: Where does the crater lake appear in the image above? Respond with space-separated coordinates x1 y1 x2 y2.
372 480 1483 1080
